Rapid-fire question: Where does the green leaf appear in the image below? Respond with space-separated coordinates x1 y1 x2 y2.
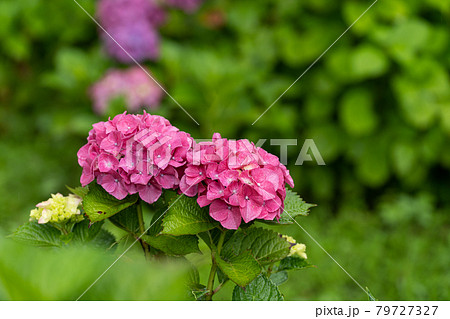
264 189 315 225
147 206 167 236
189 283 209 301
146 205 203 256
339 88 378 136
278 256 314 271
142 235 200 256
66 185 88 198
282 189 315 220
72 219 104 243
161 194 218 235
269 271 288 286
351 44 389 79
109 204 140 234
198 228 233 250
216 250 261 287
216 267 228 284
72 220 116 250
232 274 283 301
186 264 208 300
8 222 62 247
187 264 200 286
366 287 378 301
221 227 291 265
83 182 138 224
90 229 117 250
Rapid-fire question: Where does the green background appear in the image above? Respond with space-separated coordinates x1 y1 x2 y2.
0 0 449 300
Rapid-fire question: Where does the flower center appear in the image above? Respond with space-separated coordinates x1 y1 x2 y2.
245 196 249 200
114 179 119 183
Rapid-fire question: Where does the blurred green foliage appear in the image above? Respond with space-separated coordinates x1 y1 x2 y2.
0 0 449 300
0 228 192 300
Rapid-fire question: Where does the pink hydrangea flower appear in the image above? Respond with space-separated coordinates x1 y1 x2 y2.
78 112 194 204
90 67 164 114
180 134 295 229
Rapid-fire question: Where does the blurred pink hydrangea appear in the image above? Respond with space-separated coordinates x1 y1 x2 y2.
77 112 194 204
97 0 165 63
166 0 204 13
90 66 164 114
180 133 294 230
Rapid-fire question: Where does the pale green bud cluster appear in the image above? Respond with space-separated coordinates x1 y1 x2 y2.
282 235 307 259
30 193 83 225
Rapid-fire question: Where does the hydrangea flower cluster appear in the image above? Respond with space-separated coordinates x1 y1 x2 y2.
90 66 164 114
97 0 165 63
179 133 295 229
77 112 194 204
282 235 308 259
97 0 204 63
30 193 83 225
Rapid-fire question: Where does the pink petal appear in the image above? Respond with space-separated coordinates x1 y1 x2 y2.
179 175 198 197
240 200 263 223
220 206 241 230
209 200 229 222
138 183 162 204
197 195 212 207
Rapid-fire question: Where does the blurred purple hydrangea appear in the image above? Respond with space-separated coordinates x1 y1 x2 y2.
97 0 166 63
90 66 164 114
166 0 204 13
97 0 204 63
98 0 166 27
101 23 160 63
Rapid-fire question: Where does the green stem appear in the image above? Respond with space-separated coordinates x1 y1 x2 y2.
212 278 229 295
137 200 150 260
205 229 227 301
267 265 273 277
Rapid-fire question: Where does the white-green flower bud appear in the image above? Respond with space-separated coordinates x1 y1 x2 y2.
30 193 83 224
